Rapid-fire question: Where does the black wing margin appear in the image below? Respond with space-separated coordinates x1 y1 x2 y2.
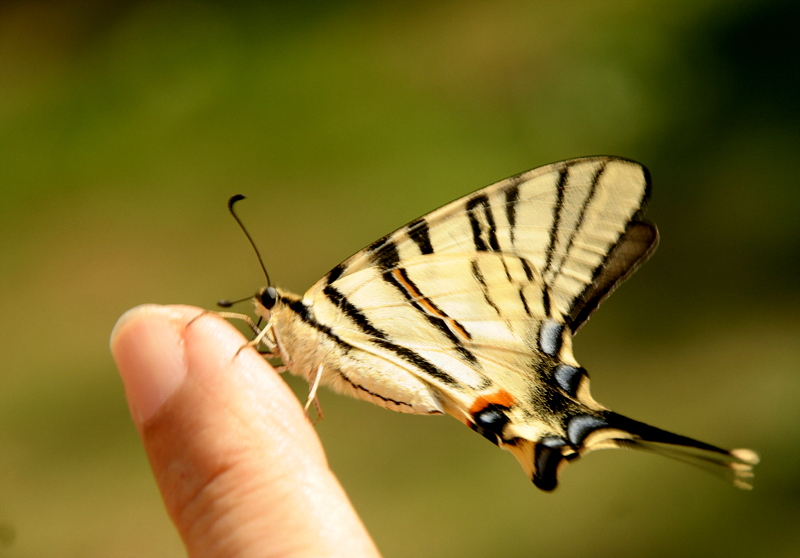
567 220 659 333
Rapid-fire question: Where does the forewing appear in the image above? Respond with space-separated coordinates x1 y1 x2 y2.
307 156 656 332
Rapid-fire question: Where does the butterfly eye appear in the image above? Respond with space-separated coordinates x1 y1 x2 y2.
258 286 278 310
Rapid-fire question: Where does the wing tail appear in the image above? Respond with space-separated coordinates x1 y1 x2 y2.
598 411 760 490
507 410 759 492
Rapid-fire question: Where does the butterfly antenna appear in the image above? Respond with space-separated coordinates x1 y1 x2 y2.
217 295 253 308
227 194 272 287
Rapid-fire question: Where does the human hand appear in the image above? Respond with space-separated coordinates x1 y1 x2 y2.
110 305 381 558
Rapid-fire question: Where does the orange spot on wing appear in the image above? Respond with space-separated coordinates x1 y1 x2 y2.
469 389 516 415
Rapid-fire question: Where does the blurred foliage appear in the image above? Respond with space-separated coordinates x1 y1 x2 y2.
1 0 798 557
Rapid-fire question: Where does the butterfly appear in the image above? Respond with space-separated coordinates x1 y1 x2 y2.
226 156 758 491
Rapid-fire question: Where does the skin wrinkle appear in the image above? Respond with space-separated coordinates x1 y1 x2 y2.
185 462 317 558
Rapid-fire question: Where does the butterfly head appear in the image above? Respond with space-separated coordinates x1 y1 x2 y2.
257 286 278 311
253 286 283 324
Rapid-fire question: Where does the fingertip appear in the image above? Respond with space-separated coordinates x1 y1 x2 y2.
111 304 202 425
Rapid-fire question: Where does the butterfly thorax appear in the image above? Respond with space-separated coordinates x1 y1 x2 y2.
254 287 326 385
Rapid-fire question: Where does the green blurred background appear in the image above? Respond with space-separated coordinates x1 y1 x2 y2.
2 0 799 556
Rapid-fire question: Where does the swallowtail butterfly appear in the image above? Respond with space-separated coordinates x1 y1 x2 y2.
228 156 758 491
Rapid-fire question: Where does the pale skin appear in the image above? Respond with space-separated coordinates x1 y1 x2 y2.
110 304 381 558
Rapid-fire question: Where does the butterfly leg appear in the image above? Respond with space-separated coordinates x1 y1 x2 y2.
194 310 276 358
312 398 324 424
213 311 263 335
230 322 274 357
304 364 325 424
248 322 273 349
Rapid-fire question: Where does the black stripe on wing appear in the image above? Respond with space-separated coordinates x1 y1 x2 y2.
369 237 401 271
466 194 500 252
282 293 436 411
282 295 353 354
381 267 479 365
470 259 501 315
550 160 607 281
504 176 522 245
338 372 415 408
407 217 434 255
323 284 461 388
542 166 569 278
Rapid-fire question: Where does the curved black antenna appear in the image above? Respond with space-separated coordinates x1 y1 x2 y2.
228 194 271 286
217 295 253 308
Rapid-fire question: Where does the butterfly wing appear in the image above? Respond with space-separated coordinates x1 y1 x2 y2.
304 156 654 422
307 156 657 333
310 251 571 411
287 156 757 490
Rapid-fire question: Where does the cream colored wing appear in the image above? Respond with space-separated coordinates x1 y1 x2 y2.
306 156 657 334
279 156 757 491
310 252 553 398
